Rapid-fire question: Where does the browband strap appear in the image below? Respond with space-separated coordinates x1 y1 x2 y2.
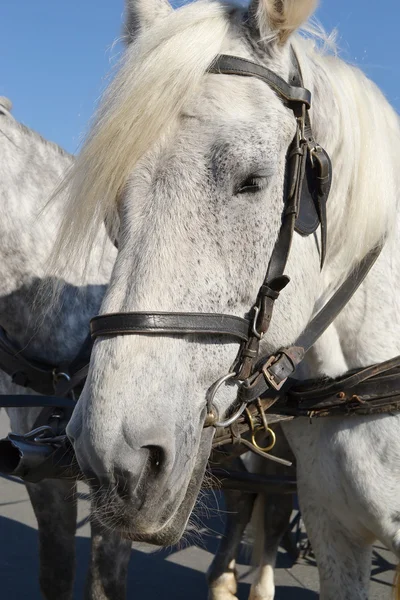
91 312 250 342
208 55 311 109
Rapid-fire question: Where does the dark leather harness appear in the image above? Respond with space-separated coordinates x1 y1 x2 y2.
89 53 400 448
1 51 400 479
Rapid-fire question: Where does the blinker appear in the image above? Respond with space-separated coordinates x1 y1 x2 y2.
295 144 332 268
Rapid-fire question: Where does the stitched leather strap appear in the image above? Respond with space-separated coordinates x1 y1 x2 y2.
281 354 400 417
290 354 400 402
208 55 311 108
90 312 250 342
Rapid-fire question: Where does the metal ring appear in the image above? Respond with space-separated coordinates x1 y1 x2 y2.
53 370 71 383
206 372 244 428
213 402 247 429
245 407 276 453
251 427 276 453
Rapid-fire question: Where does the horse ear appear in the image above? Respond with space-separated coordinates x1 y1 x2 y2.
249 0 318 44
124 0 172 43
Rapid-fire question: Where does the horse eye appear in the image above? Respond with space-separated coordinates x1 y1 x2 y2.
236 175 265 195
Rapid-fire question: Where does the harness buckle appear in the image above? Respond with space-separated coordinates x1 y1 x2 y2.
262 355 287 391
52 369 71 385
251 305 264 340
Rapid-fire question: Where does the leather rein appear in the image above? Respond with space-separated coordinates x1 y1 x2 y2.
1 51 400 471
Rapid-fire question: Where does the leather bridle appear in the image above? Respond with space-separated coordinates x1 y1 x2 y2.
0 50 397 483
89 51 380 427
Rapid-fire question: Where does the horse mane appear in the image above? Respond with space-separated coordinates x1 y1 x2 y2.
50 0 230 274
50 0 400 285
293 36 400 282
0 108 71 160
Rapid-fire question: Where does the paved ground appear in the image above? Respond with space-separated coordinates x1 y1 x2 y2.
0 413 396 599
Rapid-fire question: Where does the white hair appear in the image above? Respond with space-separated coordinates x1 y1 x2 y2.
292 36 400 283
49 0 400 289
49 0 230 276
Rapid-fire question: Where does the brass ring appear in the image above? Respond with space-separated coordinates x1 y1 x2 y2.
251 427 276 452
245 407 276 453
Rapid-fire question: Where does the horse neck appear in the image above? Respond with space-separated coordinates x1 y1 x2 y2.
0 115 114 364
296 42 400 374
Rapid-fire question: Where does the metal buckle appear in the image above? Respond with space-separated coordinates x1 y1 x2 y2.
262 355 286 391
251 305 263 340
308 144 320 167
52 370 71 384
297 104 307 142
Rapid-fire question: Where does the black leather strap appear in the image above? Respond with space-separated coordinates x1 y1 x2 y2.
295 245 381 352
208 55 312 109
288 356 400 406
239 245 382 403
0 325 90 413
0 325 92 398
0 326 55 395
0 395 76 409
282 355 400 417
53 364 89 397
91 312 250 342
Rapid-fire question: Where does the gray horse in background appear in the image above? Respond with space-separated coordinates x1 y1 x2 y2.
0 97 136 599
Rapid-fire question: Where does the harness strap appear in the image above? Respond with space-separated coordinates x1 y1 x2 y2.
209 55 311 108
0 395 76 408
53 364 89 397
0 325 91 403
90 312 250 342
291 354 400 401
239 245 382 403
0 326 55 395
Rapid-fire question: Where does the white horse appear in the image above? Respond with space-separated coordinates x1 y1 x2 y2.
51 0 400 598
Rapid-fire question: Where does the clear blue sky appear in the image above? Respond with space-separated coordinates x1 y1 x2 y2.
1 0 398 154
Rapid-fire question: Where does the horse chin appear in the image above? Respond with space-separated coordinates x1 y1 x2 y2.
90 427 214 546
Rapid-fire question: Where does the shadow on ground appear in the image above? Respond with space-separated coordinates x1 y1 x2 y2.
0 510 318 600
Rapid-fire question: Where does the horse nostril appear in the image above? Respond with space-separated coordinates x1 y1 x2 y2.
113 446 165 502
143 445 164 474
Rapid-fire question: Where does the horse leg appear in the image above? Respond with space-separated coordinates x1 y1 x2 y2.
249 493 293 600
26 479 77 600
207 489 256 600
85 516 132 600
299 492 372 600
283 416 400 599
